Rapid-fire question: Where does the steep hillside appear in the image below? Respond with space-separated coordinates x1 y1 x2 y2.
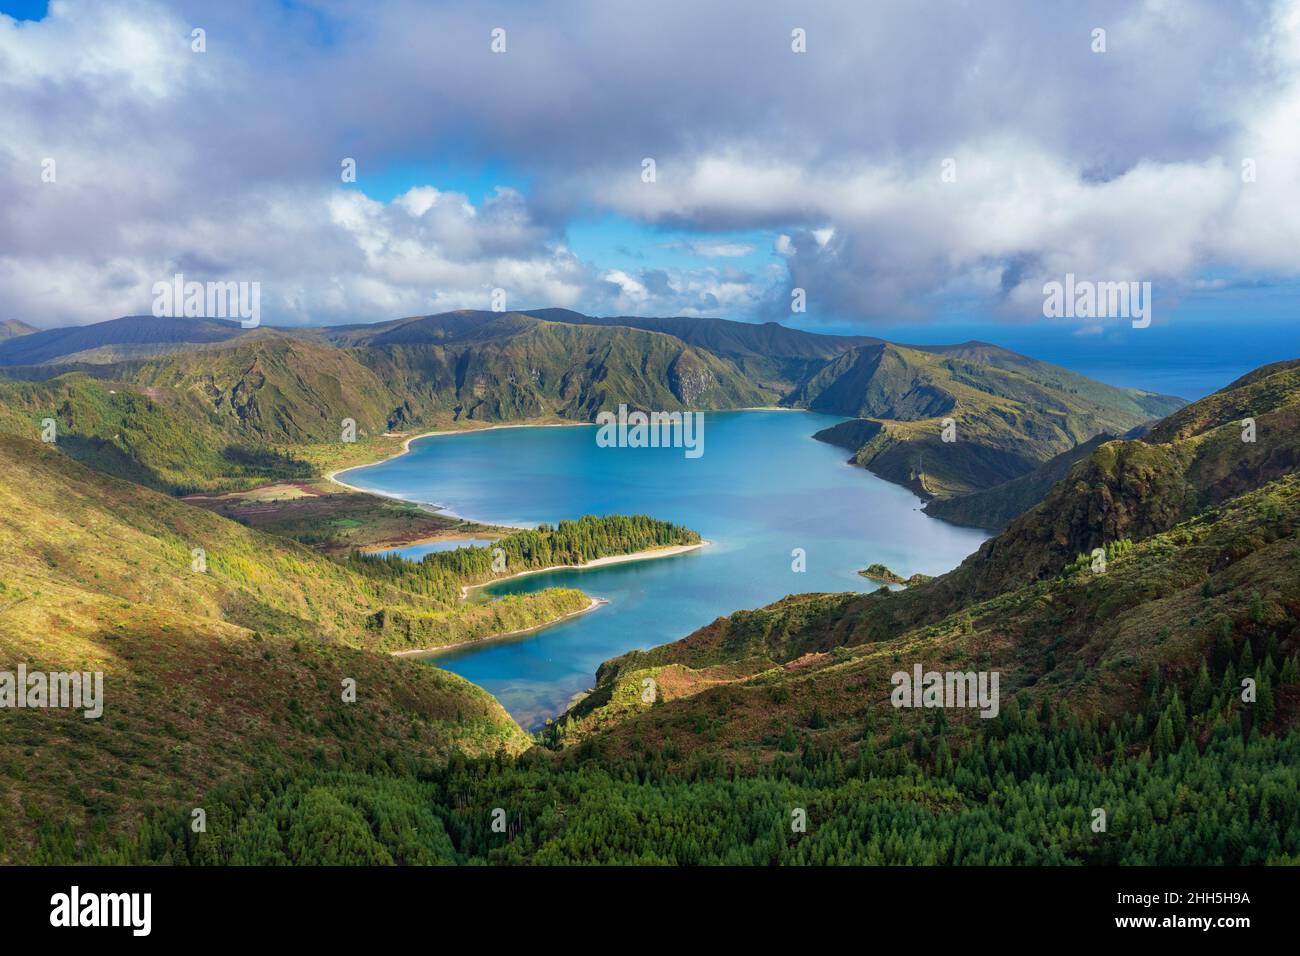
806 343 1170 497
526 308 883 392
0 434 532 860
923 433 1117 530
110 332 401 444
0 434 579 652
525 308 881 359
0 372 315 494
916 341 1184 419
941 358 1300 603
0 333 420 494
344 311 772 422
555 470 1300 764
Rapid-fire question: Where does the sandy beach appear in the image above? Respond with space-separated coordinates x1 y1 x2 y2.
457 540 708 599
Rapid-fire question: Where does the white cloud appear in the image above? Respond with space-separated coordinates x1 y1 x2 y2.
671 239 756 258
603 269 649 309
589 125 1289 320
1 0 1298 328
0 0 194 100
396 186 442 218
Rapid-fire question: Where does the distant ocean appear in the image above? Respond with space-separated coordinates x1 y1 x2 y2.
1050 358 1258 404
1002 319 1295 401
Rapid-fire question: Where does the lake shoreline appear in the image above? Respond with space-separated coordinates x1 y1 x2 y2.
337 421 710 661
387 542 707 657
327 411 814 501
391 596 610 659
457 540 709 599
325 420 593 501
340 409 987 729
358 529 502 555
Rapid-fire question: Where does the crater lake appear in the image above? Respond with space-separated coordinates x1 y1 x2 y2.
339 411 989 729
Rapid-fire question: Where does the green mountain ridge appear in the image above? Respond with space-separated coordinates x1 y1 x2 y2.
0 316 245 366
938 357 1300 605
807 342 1175 498
0 311 1185 506
346 312 771 423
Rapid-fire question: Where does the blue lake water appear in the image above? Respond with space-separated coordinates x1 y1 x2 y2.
372 538 496 559
339 411 988 729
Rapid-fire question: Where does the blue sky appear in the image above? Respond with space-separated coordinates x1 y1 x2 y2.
0 0 44 20
356 161 529 206
351 161 781 282
0 0 1296 396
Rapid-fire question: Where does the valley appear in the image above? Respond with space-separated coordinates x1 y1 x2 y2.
0 309 1295 866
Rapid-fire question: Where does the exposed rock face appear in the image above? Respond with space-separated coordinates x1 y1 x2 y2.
668 351 715 404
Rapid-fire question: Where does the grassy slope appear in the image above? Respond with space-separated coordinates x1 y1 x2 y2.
939 358 1300 604
0 435 533 860
113 332 400 443
524 308 884 394
923 433 1116 530
807 343 1178 497
348 312 773 424
0 371 316 494
555 472 1299 757
0 334 497 499
0 434 592 652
